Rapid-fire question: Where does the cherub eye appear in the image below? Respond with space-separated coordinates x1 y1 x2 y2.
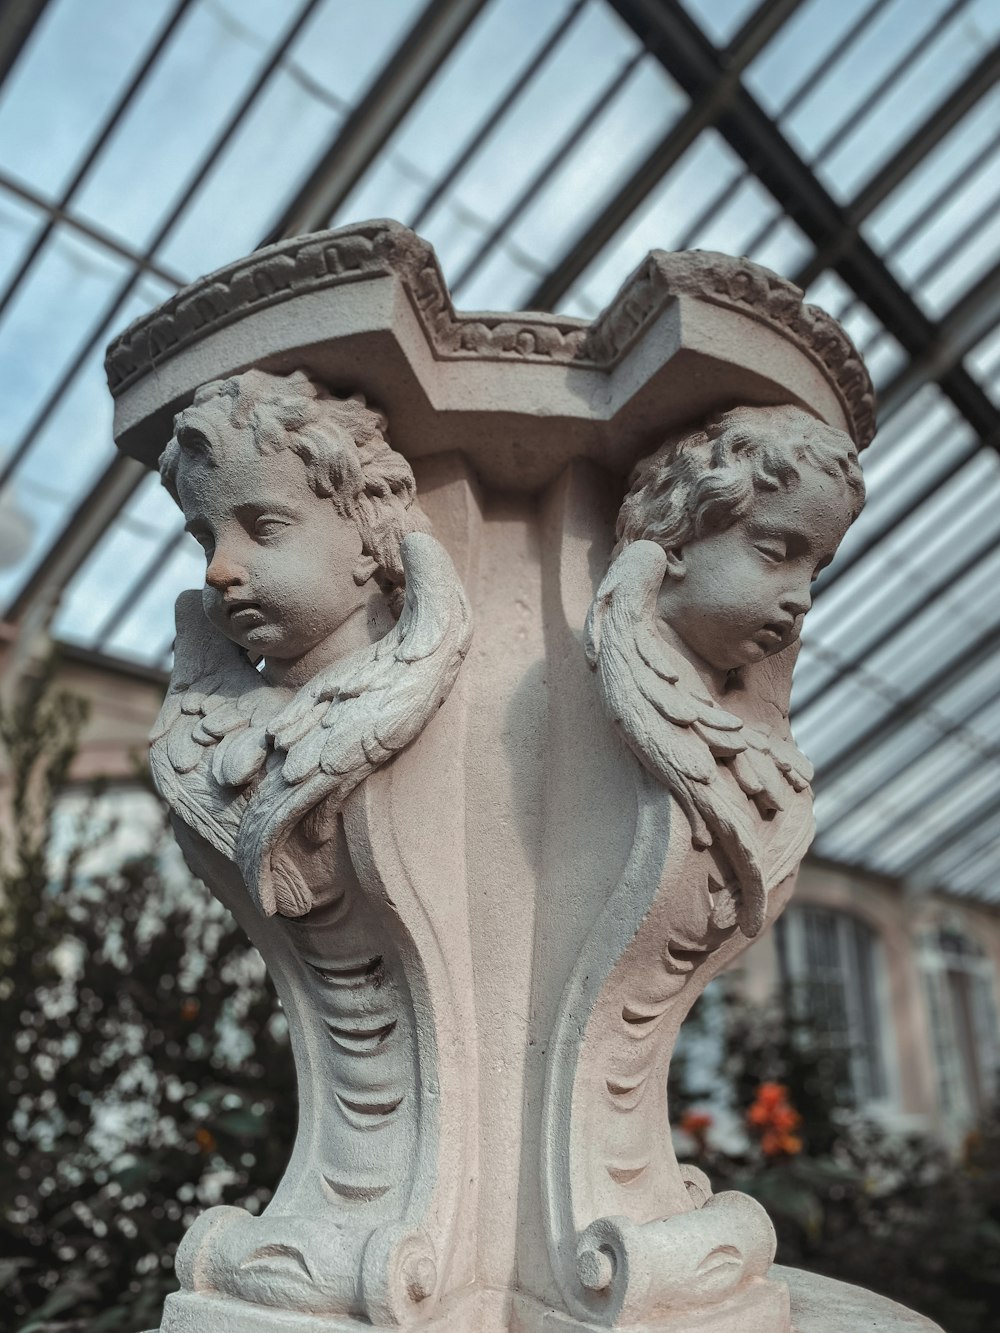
754 540 786 563
253 515 290 540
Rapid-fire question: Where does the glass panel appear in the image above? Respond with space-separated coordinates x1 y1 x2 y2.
51 474 185 648
284 0 425 109
559 131 743 317
0 0 174 198
0 187 48 291
745 0 877 117
410 3 646 285
679 0 761 47
816 0 1000 201
156 62 343 277
335 0 585 226
812 651 1000 832
455 58 684 308
0 276 174 612
71 0 297 253
103 540 205 664
802 269 906 386
752 0 999 203
878 770 999 873
864 85 1000 255
967 323 1000 405
0 226 128 451
794 473 1000 714
808 449 1000 652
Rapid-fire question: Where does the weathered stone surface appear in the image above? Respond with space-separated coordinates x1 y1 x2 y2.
107 223 939 1332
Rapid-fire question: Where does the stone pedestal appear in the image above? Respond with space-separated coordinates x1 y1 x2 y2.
106 222 940 1332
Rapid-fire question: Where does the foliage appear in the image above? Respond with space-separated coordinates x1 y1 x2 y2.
673 988 1000 1333
0 663 295 1331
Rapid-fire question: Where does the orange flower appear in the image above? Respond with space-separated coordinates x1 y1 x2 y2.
680 1111 713 1133
679 1109 713 1154
181 998 200 1021
195 1127 216 1153
757 1082 787 1108
747 1083 803 1157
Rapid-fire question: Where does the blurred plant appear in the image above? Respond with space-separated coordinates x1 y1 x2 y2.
0 662 295 1331
669 984 1000 1332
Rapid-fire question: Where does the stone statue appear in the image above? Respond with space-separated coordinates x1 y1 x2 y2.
104 221 940 1331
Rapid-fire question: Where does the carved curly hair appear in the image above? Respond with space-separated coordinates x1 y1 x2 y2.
160 368 428 613
614 404 865 556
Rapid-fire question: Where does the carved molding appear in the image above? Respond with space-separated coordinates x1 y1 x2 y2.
582 250 876 450
104 221 874 449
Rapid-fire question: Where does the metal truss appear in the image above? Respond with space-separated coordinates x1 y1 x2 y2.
3 0 999 900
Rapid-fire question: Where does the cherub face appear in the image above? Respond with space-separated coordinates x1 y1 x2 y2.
656 467 854 673
175 428 368 668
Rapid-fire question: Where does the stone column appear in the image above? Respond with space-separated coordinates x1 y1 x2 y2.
106 222 941 1333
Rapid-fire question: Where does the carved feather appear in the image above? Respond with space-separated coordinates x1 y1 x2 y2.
150 537 471 918
236 532 472 917
585 540 814 938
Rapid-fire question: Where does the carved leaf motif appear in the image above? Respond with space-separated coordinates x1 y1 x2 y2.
585 540 814 938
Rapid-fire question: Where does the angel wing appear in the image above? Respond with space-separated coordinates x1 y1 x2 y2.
236 531 472 917
151 532 472 919
584 540 812 938
150 591 276 861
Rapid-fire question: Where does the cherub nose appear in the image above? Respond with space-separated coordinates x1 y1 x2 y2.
780 585 812 617
205 553 246 592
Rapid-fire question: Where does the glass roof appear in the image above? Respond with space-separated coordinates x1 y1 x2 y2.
1 0 999 906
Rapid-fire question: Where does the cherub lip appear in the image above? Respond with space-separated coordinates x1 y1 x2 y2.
759 619 794 637
226 600 265 622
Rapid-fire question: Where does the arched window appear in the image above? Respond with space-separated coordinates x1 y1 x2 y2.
776 904 891 1106
920 922 999 1121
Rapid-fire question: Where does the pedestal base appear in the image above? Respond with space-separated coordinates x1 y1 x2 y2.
776 1265 944 1331
158 1285 503 1332
155 1266 943 1332
510 1275 787 1331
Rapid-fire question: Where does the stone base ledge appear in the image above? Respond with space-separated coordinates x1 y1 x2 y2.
776 1265 944 1331
510 1275 787 1331
153 1266 943 1331
158 1284 503 1331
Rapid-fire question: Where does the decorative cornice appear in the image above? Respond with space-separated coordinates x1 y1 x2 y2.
105 222 875 449
583 249 876 448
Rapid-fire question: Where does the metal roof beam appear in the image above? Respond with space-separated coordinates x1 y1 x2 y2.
795 516 1000 720
794 42 1000 290
0 0 50 92
608 0 1000 452
813 621 1000 790
5 454 149 635
524 0 803 311
814 678 1000 844
263 0 489 243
